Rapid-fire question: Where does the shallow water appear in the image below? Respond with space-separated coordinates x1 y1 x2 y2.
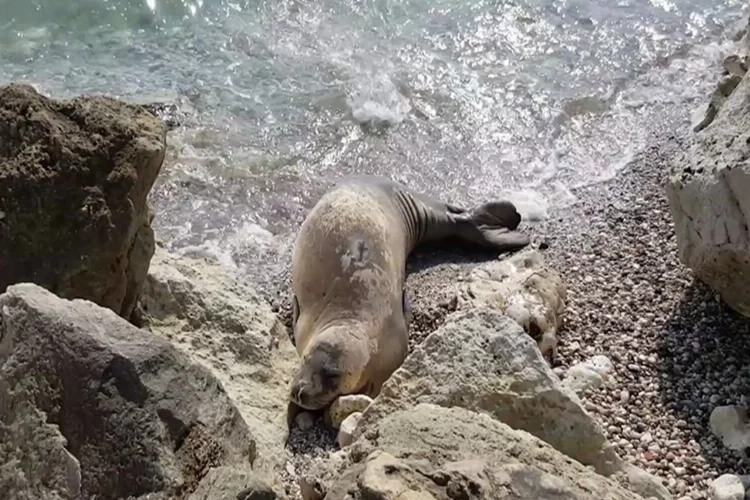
1 0 747 286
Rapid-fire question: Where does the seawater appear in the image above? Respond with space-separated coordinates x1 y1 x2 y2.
1 0 747 285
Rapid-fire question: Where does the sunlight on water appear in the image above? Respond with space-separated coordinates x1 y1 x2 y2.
0 0 748 289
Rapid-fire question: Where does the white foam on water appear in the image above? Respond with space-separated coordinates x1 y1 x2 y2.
346 73 411 127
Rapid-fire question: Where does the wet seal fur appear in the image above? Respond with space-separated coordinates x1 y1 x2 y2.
288 175 531 411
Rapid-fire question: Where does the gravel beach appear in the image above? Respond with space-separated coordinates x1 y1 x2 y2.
270 126 750 499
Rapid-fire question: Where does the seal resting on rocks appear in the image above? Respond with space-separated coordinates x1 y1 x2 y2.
288 175 531 410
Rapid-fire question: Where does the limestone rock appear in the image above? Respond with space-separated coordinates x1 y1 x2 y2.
457 249 566 362
691 74 742 133
0 83 167 320
352 308 670 499
309 404 647 500
668 71 750 317
137 247 298 478
723 55 748 77
337 412 362 449
709 474 746 500
327 394 372 429
0 283 254 499
563 355 615 395
709 405 750 454
187 466 277 500
356 307 606 468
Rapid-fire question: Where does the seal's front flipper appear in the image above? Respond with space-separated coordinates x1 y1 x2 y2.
458 200 531 252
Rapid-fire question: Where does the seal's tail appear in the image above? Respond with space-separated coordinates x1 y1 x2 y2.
454 200 531 252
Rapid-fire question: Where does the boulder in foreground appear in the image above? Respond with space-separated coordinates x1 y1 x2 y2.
0 283 261 499
305 403 647 500
137 246 299 482
0 83 167 320
352 307 671 499
667 70 750 317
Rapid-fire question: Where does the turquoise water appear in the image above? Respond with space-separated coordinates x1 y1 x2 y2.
1 0 747 282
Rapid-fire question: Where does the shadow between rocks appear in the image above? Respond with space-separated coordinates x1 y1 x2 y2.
657 277 750 473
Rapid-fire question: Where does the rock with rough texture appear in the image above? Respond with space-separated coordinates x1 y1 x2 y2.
709 405 750 454
0 83 167 320
337 412 362 449
306 404 647 500
137 246 298 479
327 394 372 429
457 250 567 362
356 307 604 467
353 307 670 499
668 70 750 317
709 474 747 500
563 355 615 395
0 283 254 499
187 466 277 500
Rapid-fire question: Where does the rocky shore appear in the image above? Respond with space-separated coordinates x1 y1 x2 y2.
2 20 750 500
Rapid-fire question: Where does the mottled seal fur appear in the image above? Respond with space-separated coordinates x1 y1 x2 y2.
288 176 531 410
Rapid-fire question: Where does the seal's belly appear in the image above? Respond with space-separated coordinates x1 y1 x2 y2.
292 185 406 332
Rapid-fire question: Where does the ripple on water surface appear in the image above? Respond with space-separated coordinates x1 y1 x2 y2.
0 0 747 284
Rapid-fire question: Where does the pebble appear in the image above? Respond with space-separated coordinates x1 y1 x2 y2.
337 412 362 448
709 474 745 500
295 412 315 431
327 394 373 429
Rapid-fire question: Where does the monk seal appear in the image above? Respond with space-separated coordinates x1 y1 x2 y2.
288 175 531 410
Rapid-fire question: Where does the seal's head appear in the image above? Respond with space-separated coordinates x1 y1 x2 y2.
289 324 371 410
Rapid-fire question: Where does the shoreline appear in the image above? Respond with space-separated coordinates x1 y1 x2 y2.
261 119 750 498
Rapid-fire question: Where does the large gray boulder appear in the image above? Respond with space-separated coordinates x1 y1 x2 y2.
137 247 299 480
0 83 166 320
304 404 646 500
356 307 606 468
353 307 670 499
0 283 262 500
667 70 750 317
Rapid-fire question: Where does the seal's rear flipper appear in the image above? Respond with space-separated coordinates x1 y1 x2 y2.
458 200 531 252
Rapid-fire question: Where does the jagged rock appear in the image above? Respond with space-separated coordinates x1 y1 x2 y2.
356 307 603 466
709 474 747 500
187 466 277 500
457 249 566 362
326 395 372 429
306 404 647 500
709 405 750 454
0 283 254 499
337 412 362 449
668 70 750 317
352 308 670 499
723 55 748 77
563 355 615 395
692 74 743 133
137 246 298 480
0 83 166 320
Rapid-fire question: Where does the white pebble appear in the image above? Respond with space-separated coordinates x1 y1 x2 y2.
620 390 630 403
709 474 745 500
337 412 362 448
328 394 372 429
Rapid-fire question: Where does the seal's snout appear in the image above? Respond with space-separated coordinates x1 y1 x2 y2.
290 379 321 410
